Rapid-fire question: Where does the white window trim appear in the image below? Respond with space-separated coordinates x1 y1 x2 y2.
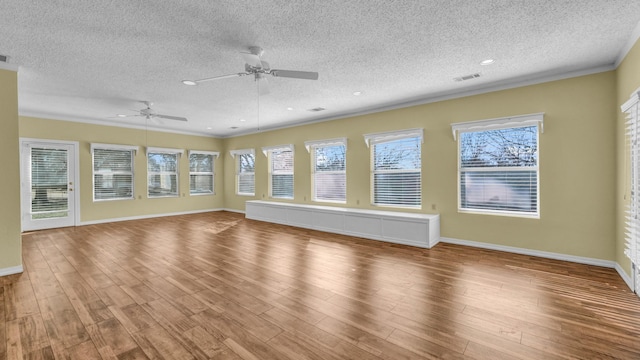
91 143 137 202
230 148 255 158
146 146 184 156
234 150 256 196
262 144 294 156
188 150 218 196
307 138 347 204
304 138 347 152
147 148 181 198
188 150 219 158
451 112 544 140
264 144 294 199
363 128 423 148
91 143 139 154
623 86 640 293
369 129 422 209
455 114 543 218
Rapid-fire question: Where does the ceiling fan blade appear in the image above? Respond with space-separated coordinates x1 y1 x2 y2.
270 69 319 80
241 52 263 68
184 73 248 85
155 114 188 122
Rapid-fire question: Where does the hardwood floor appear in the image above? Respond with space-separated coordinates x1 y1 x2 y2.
3 211 640 359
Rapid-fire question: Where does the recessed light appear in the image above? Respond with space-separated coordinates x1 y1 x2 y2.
287 107 294 111
239 118 246 122
117 114 127 118
182 80 197 86
206 127 212 130
480 59 495 66
353 91 363 96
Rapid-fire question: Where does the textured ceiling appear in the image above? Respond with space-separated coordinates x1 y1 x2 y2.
1 1 640 137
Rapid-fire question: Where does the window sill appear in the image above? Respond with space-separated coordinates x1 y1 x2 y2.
458 208 539 219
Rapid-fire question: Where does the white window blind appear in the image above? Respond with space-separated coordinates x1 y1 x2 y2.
452 114 542 217
189 150 218 195
147 147 182 198
624 87 640 293
231 149 255 196
365 129 422 208
263 144 294 199
306 138 346 203
30 146 70 218
91 143 138 201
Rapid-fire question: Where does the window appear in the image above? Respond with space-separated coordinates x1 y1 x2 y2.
147 147 183 198
451 113 543 217
189 150 218 195
305 138 346 203
230 149 255 196
623 87 640 292
364 129 423 208
263 144 294 199
91 143 138 201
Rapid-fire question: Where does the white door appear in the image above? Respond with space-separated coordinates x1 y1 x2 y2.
21 140 78 231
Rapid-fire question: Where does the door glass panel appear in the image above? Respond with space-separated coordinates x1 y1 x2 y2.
31 147 69 220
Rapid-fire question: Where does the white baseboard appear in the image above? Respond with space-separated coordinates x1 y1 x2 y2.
79 208 225 226
615 263 634 291
221 208 245 214
439 237 616 268
0 265 23 277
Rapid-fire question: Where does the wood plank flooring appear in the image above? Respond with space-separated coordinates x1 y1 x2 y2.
3 211 640 359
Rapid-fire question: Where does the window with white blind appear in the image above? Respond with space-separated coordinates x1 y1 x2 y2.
189 150 218 195
623 87 640 293
263 145 294 199
91 143 138 201
451 113 543 217
231 149 255 196
364 129 423 208
147 147 183 198
305 138 346 203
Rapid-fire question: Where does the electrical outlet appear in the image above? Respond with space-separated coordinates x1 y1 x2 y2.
357 199 360 205
431 204 437 210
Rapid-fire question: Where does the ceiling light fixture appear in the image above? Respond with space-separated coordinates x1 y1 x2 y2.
117 114 127 117
287 107 294 111
181 80 197 86
353 91 363 96
206 127 212 130
480 59 495 65
239 118 246 122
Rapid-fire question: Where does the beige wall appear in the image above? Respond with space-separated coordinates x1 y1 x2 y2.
616 38 640 275
0 68 22 271
20 117 225 222
225 71 618 260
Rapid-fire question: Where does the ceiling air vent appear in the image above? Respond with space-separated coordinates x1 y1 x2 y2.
454 73 480 82
0 55 8 63
308 107 326 112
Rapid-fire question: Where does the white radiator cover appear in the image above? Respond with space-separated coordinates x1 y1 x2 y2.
245 200 440 248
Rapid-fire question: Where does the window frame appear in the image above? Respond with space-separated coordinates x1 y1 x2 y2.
146 147 183 198
623 88 640 288
451 113 544 218
262 144 294 200
305 138 347 204
188 150 218 196
230 149 256 196
90 143 138 202
364 128 423 209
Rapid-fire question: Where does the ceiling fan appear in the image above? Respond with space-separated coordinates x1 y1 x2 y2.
181 46 319 94
116 101 187 122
